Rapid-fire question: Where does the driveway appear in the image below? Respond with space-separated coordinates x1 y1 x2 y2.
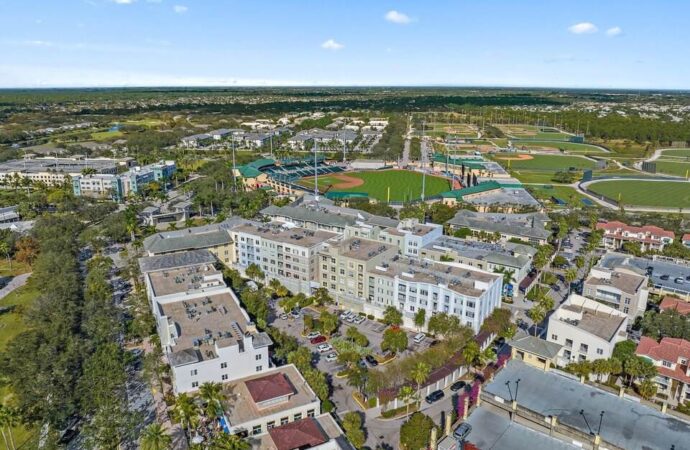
0 272 31 300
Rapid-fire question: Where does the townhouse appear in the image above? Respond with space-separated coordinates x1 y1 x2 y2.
139 250 272 393
143 221 238 265
596 220 675 252
547 294 628 366
446 210 551 245
344 218 443 257
636 336 690 405
583 264 649 320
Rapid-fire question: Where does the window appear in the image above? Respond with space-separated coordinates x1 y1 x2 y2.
662 360 673 368
256 354 262 360
565 339 573 349
192 381 199 388
252 425 262 435
220 362 227 369
221 374 228 381
307 409 315 418
294 413 302 421
267 421 275 430
256 366 263 372
563 349 572 360
579 343 589 353
596 348 604 355
551 334 558 340
280 417 289 425
191 369 198 376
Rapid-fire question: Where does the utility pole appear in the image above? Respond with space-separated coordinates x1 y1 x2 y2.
231 135 237 192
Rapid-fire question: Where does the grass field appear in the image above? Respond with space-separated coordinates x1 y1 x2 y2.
0 276 39 449
588 180 690 207
298 170 451 202
512 140 605 154
652 160 690 178
527 185 588 203
660 148 690 157
494 154 596 171
122 118 166 127
91 130 124 141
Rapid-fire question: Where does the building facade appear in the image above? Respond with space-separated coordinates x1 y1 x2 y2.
596 221 675 252
583 265 649 320
637 337 690 406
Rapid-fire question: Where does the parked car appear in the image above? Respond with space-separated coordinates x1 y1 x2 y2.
346 315 357 323
413 333 426 344
660 274 670 280
365 355 379 367
307 331 321 340
317 343 332 353
325 352 338 363
291 309 301 318
353 315 366 325
450 380 467 392
310 336 327 345
675 277 685 284
357 359 367 369
339 311 352 320
425 390 445 404
279 313 288 320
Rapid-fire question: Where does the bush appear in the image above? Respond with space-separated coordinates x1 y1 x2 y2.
367 314 375 320
321 399 335 412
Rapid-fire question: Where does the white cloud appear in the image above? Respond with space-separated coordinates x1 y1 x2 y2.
21 40 54 47
173 5 187 13
321 39 344 51
606 26 622 37
568 22 598 34
112 0 136 4
384 10 412 24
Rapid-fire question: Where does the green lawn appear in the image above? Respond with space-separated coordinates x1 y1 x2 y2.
512 140 605 154
652 160 690 178
495 154 596 171
587 180 690 207
298 170 451 202
527 185 588 204
0 276 39 449
660 148 690 157
91 130 124 141
510 170 568 184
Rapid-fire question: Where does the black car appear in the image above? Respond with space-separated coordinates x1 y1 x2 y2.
365 355 379 367
450 380 467 392
660 274 670 280
425 390 445 404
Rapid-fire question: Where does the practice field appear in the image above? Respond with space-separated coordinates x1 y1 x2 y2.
91 130 124 141
587 180 690 208
298 169 451 202
512 140 605 153
652 160 690 178
660 148 690 157
423 122 478 138
497 124 571 140
493 154 596 171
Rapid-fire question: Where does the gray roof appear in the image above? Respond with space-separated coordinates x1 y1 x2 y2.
510 335 562 359
486 360 690 450
143 226 232 254
424 235 534 270
447 210 551 240
261 204 398 230
168 348 201 367
138 249 217 273
252 332 273 349
598 252 690 296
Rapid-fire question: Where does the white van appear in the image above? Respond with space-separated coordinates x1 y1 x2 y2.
413 333 426 344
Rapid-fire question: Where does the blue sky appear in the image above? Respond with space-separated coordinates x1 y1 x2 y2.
0 0 687 89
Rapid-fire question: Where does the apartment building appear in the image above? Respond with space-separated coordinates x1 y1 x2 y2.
232 222 338 295
636 337 690 405
261 203 399 234
344 218 443 257
446 210 551 245
547 294 628 366
596 220 675 252
143 221 237 265
72 160 176 201
0 156 121 186
139 250 272 393
181 133 213 148
420 235 535 292
583 265 649 320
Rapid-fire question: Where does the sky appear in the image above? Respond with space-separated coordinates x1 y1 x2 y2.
0 0 687 89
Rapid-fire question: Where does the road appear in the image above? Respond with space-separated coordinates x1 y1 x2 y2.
0 272 31 300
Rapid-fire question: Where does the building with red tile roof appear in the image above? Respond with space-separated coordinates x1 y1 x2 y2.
245 372 296 406
659 296 690 315
596 221 674 251
636 336 690 405
266 418 328 450
683 233 690 248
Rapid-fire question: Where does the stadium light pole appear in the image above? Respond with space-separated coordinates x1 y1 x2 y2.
231 135 237 192
421 120 426 202
314 141 319 202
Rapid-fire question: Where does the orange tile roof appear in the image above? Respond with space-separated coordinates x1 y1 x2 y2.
597 221 675 240
636 336 690 384
267 418 327 450
659 296 690 315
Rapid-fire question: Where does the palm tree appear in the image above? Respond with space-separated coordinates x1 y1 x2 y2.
171 393 200 441
493 267 516 291
565 268 578 294
207 433 251 450
410 362 431 402
0 241 11 271
140 423 172 450
199 382 226 419
462 340 480 374
399 385 415 417
267 278 288 298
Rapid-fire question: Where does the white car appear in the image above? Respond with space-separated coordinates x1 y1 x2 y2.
346 314 357 323
317 343 333 353
339 311 352 320
307 331 321 340
353 315 366 324
325 352 338 363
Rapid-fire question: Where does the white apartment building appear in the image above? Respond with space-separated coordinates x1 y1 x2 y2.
547 294 628 366
139 251 272 393
232 222 338 295
344 218 443 258
583 265 649 320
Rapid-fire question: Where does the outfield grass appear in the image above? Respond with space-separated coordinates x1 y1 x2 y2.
495 154 596 171
652 160 690 178
298 170 451 202
91 130 124 141
509 171 567 184
660 148 690 157
588 180 690 207
527 185 588 204
512 140 605 153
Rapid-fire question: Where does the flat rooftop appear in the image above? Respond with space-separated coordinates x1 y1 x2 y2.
326 238 396 261
370 256 500 298
222 365 318 427
159 291 256 366
598 252 690 295
447 210 550 240
233 222 338 247
147 263 222 297
486 360 690 450
423 235 534 267
0 157 118 174
139 249 217 274
557 303 626 341
465 187 541 207
585 270 645 295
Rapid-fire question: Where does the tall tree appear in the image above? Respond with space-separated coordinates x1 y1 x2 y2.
139 423 172 450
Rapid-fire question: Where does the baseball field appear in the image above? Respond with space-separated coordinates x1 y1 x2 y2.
587 180 690 208
297 169 451 202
